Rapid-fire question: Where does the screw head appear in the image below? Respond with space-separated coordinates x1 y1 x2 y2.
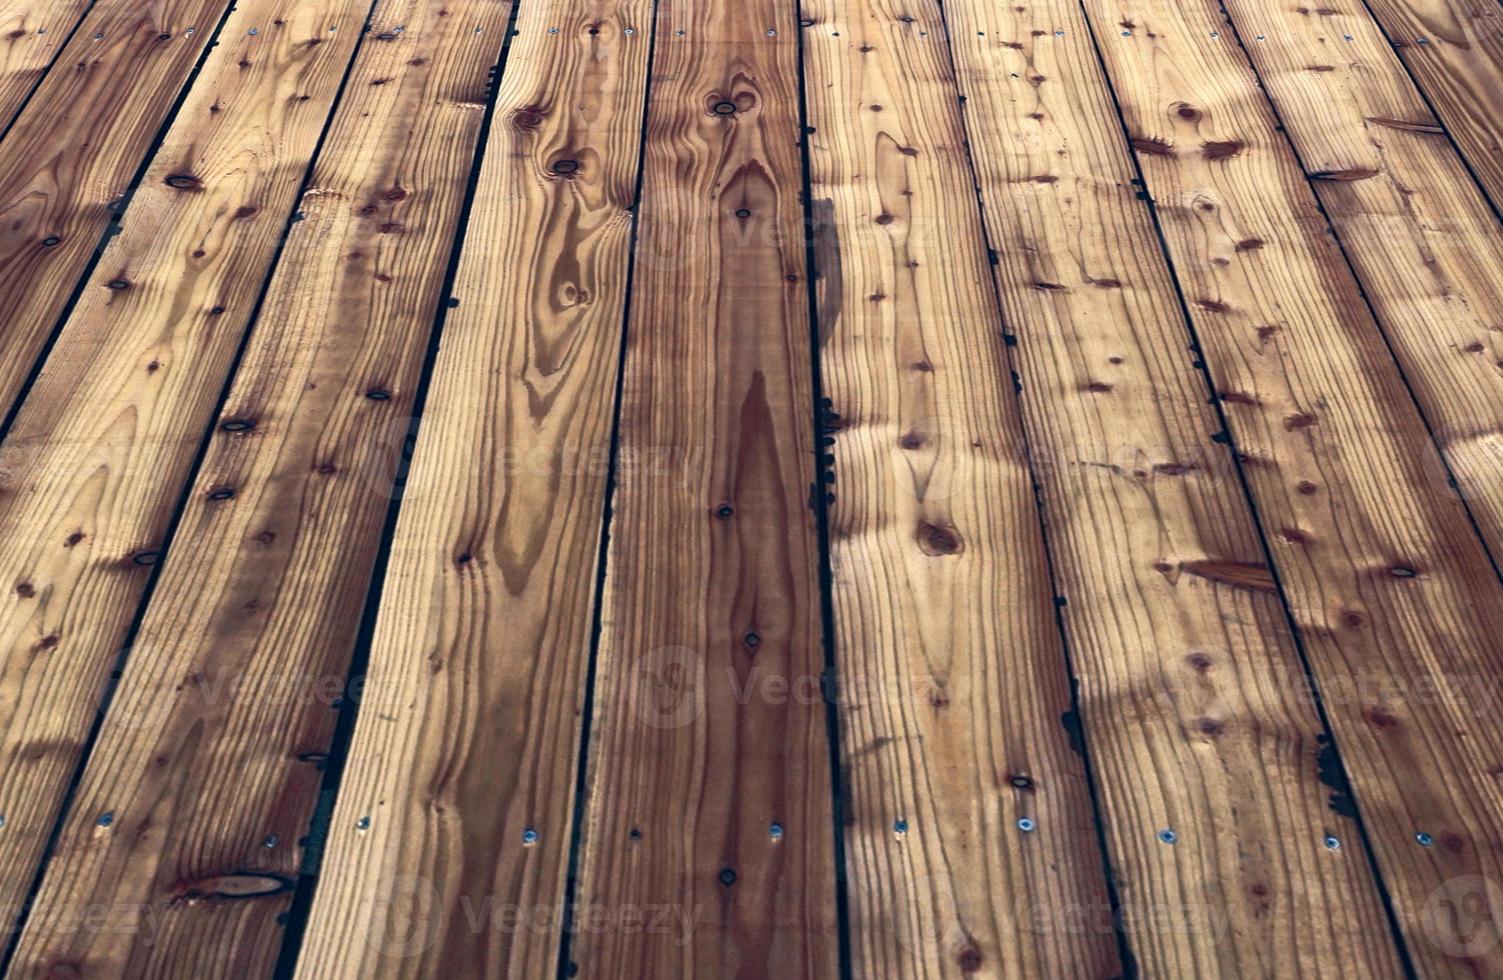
356 815 371 831
1017 818 1036 833
1158 828 1177 844
769 823 783 840
1416 832 1434 846
1324 835 1341 849
522 828 539 845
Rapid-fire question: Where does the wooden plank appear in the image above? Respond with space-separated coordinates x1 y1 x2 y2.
1357 0 1503 210
0 1 94 130
1082 0 1503 972
0 0 237 424
3 2 511 975
292 3 653 976
938 0 1408 973
0 0 372 954
799 4 1120 976
565 1 837 975
1219 0 1503 613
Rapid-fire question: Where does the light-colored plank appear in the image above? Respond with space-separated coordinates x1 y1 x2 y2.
800 3 1119 976
566 1 838 975
294 3 652 976
5 2 510 976
1359 0 1503 209
1083 0 1503 971
942 0 1407 973
1219 0 1503 620
0 0 240 423
0 0 371 950
0 1 94 130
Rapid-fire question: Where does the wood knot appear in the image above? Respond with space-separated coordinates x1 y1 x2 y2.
916 521 962 556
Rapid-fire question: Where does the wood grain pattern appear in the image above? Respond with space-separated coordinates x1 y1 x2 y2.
0 0 241 424
1219 0 1503 600
1083 0 1503 972
800 3 1119 977
293 3 652 976
4 2 511 976
0 0 370 954
1358 0 1503 210
566 1 837 975
940 0 1405 973
0 0 94 131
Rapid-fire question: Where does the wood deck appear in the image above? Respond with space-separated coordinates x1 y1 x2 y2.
0 0 1500 976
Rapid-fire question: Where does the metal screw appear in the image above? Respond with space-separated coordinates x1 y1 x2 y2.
1018 818 1036 833
98 812 115 827
624 27 634 35
1056 30 1065 36
1122 30 1131 36
356 815 371 831
248 27 258 35
548 27 558 34
1158 828 1177 844
1416 832 1434 846
767 29 776 36
522 828 539 845
769 823 784 840
1324 835 1341 849
264 835 279 848
894 819 909 836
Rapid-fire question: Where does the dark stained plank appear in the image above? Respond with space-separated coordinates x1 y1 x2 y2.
1083 0 1503 971
294 2 654 976
0 0 241 423
0 0 371 954
565 0 838 975
941 0 1408 973
0 1 94 130
1359 0 1503 210
800 2 1121 975
1219 0 1503 604
3 1 513 975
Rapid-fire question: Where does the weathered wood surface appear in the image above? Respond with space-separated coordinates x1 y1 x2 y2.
1083 0 1503 972
0 1 94 130
5 1 513 976
295 2 652 976
801 1 1121 976
565 0 839 975
0 0 239 423
945 0 1406 973
0 0 370 955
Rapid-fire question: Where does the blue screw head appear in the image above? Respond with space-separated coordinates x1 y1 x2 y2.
1324 835 1341 850
98 812 115 828
356 815 371 831
1158 828 1177 844
893 819 909 836
769 823 784 840
264 835 279 848
522 828 539 845
1017 818 1036 833
1416 832 1434 846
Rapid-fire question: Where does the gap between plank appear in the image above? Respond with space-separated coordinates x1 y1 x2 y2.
789 2 855 975
0 1 384 973
1069 1 1420 973
268 2 527 975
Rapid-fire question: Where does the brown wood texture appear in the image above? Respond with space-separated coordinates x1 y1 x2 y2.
4 1 511 976
0 0 370 952
0 0 238 423
1359 0 1503 210
1083 0 1503 972
944 0 1406 973
0 1 94 130
801 1 1121 976
1218 0 1503 602
294 2 653 976
565 1 838 975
